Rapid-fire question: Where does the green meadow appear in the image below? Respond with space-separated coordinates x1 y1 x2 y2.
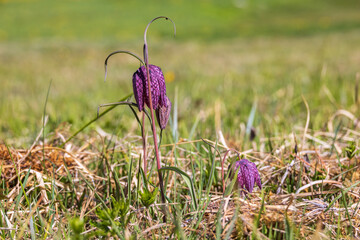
0 0 359 238
1 0 359 142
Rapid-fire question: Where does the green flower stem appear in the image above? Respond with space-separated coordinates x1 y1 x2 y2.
142 111 147 174
221 148 240 194
142 16 175 212
143 43 167 207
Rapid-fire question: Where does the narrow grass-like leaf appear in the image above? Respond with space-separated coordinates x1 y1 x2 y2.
284 213 294 240
224 165 238 196
224 207 238 239
172 87 178 141
61 93 132 146
341 189 353 236
113 165 125 200
139 167 149 191
29 207 36 240
205 142 217 197
41 80 52 176
127 154 133 201
324 180 360 212
188 113 201 141
254 189 266 228
159 166 198 209
13 166 32 210
337 209 341 238
246 100 257 136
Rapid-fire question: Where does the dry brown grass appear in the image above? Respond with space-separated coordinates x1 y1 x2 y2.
0 109 359 239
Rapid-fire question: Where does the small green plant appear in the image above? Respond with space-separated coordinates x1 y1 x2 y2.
90 196 132 238
344 141 359 160
69 217 85 240
139 187 159 208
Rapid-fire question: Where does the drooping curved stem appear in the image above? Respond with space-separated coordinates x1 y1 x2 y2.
142 16 175 211
104 50 144 81
143 17 176 63
202 139 236 194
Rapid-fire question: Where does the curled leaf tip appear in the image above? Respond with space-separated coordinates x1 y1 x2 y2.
104 66 108 82
103 50 144 82
144 16 176 46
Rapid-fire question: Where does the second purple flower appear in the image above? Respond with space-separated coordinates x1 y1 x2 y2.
234 159 262 194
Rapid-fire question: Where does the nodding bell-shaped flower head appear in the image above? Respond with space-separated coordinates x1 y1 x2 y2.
132 64 168 112
156 95 171 130
234 159 262 194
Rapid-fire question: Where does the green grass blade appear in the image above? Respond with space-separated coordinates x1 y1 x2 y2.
324 180 360 212
246 100 257 136
61 93 132 147
127 154 133 201
284 213 294 240
205 142 217 197
159 166 198 209
224 166 238 197
224 207 238 240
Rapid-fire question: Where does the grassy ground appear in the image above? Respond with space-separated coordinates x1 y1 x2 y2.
0 0 360 239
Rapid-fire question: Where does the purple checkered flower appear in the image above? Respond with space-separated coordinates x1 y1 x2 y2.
132 64 168 112
156 95 171 130
234 159 262 193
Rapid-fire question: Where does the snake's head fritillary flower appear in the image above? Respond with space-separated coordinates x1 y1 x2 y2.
132 64 167 112
234 159 262 194
156 95 171 130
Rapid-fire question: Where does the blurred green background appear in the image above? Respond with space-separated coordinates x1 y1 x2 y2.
1 0 359 146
